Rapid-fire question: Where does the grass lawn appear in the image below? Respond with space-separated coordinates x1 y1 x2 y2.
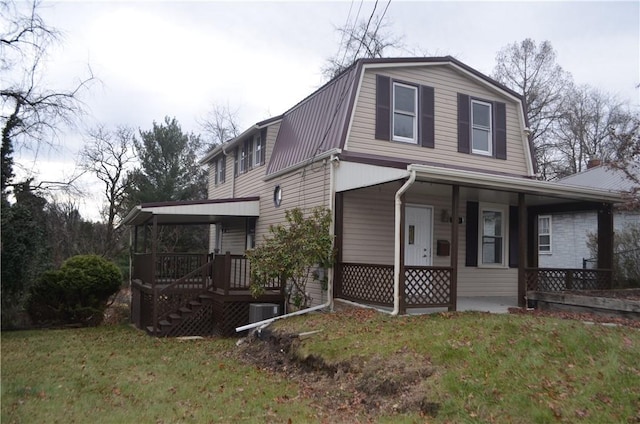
2 309 639 423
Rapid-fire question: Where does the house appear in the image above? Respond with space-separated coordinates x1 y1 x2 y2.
538 162 639 274
124 57 623 336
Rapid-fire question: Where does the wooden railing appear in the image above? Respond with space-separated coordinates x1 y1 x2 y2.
525 268 612 292
337 263 453 309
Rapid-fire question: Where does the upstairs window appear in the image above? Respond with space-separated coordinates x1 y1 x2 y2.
392 82 418 143
538 215 552 254
239 144 247 174
253 134 263 167
471 100 492 155
215 156 226 185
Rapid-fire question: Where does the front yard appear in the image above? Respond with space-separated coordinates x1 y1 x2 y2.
2 308 639 423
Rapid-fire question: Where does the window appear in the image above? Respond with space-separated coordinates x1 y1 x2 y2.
273 185 282 207
479 205 506 266
538 215 552 254
253 134 263 167
471 100 492 155
215 156 225 185
246 218 256 250
239 144 247 174
392 82 418 143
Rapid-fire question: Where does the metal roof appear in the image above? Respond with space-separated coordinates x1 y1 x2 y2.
559 165 637 193
121 197 260 226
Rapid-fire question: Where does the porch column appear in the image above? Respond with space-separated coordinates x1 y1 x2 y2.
333 192 344 299
449 185 459 312
597 203 614 287
399 193 407 315
526 208 538 269
518 193 527 307
151 216 158 332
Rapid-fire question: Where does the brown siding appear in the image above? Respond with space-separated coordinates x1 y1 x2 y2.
347 66 529 176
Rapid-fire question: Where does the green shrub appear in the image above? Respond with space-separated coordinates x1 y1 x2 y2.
26 255 122 326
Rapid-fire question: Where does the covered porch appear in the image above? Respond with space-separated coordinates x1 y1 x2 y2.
332 163 621 314
122 198 285 337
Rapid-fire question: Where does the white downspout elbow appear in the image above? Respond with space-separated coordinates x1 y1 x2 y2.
392 169 416 315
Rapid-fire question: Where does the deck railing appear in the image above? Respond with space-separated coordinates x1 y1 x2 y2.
525 268 612 292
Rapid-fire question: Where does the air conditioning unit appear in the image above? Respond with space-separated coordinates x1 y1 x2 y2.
249 303 280 323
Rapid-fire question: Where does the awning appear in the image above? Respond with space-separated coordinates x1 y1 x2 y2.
121 197 260 226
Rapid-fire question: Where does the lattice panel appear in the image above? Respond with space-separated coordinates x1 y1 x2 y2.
526 269 611 292
139 291 154 328
167 304 214 337
156 293 194 319
404 268 452 306
213 301 250 337
339 264 394 305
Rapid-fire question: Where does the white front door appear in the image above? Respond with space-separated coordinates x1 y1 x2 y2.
404 205 433 266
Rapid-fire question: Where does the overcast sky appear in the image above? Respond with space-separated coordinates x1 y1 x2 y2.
11 0 640 220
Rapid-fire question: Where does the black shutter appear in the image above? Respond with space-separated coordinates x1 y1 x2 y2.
458 93 470 153
465 201 479 266
495 102 507 160
234 147 239 177
260 127 267 165
509 206 519 268
420 85 435 148
375 74 391 141
220 156 226 183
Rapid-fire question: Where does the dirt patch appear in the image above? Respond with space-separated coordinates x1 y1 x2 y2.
232 327 440 420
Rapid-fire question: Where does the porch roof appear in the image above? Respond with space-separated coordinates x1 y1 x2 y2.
408 164 624 204
121 197 260 226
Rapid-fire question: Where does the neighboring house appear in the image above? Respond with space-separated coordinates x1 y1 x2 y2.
123 57 623 336
538 164 639 269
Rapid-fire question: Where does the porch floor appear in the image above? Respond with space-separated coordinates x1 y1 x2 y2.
348 296 518 315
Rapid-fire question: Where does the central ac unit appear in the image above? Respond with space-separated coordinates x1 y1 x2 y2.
249 303 280 323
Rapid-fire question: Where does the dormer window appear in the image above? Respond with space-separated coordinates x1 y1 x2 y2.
392 82 418 143
214 156 226 185
253 134 263 167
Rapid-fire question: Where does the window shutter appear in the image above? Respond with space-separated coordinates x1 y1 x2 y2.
495 102 507 160
420 85 435 148
458 93 470 153
465 201 478 266
375 74 391 141
260 128 267 165
220 156 226 183
509 206 519 268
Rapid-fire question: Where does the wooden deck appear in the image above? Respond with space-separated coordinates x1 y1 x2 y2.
130 252 284 337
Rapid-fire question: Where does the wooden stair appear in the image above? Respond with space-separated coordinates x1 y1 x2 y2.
146 294 214 337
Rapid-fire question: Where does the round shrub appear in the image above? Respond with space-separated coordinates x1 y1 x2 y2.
27 255 122 326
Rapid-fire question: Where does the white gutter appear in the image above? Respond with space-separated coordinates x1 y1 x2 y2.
264 148 342 181
392 169 417 315
236 153 339 333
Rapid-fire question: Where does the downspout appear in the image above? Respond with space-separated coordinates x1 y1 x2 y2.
392 169 416 315
236 153 339 333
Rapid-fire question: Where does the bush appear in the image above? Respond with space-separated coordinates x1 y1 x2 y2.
26 255 122 326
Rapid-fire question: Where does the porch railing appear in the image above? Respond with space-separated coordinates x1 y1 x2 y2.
337 262 453 309
525 268 612 292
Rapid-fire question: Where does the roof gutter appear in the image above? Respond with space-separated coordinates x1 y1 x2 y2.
264 148 342 181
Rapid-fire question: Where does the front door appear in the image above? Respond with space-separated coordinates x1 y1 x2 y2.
404 205 433 266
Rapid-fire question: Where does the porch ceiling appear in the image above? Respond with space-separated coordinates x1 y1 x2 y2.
121 197 260 226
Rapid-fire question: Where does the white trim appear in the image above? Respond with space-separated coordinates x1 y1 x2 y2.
335 162 409 192
392 82 418 144
478 203 508 267
471 99 493 156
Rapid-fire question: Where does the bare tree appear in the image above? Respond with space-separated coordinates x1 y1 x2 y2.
551 85 635 177
322 8 403 80
1 0 94 195
199 103 241 147
607 115 640 208
492 39 573 178
80 125 136 253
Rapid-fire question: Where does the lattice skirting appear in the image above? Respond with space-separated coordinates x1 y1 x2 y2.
404 267 452 306
526 269 611 292
212 300 251 337
339 263 394 305
166 304 215 337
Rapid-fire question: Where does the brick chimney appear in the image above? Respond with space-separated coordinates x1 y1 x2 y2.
587 158 602 169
